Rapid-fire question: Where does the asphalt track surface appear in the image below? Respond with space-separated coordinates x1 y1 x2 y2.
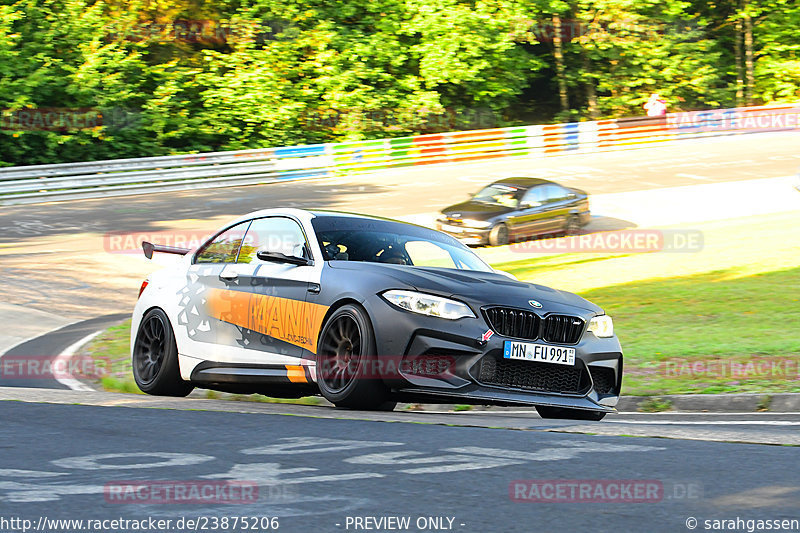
1 132 799 532
1 395 799 533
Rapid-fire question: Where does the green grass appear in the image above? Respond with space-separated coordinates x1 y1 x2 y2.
81 320 142 394
580 268 800 395
492 252 633 280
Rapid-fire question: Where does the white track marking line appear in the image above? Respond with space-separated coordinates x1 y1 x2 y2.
601 420 800 426
0 318 83 360
436 410 800 418
617 412 800 416
52 330 104 392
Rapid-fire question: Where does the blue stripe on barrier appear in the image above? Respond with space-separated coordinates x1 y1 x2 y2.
276 169 329 180
274 144 327 158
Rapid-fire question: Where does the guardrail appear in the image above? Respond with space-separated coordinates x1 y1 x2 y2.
1 103 798 205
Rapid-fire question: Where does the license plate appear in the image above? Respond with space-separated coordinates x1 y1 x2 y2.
503 341 575 366
440 224 464 233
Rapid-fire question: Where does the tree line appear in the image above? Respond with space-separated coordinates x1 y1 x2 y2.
1 0 798 166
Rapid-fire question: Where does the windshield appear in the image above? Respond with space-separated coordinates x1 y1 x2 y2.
471 184 521 208
311 215 493 272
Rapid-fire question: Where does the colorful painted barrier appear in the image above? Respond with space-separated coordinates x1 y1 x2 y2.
1 103 797 205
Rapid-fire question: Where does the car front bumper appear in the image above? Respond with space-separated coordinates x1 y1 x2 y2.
365 297 622 412
436 222 491 245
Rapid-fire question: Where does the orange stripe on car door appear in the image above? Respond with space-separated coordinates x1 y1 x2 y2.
206 289 329 352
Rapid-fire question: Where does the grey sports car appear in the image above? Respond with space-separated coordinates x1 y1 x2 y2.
132 209 622 420
437 177 591 246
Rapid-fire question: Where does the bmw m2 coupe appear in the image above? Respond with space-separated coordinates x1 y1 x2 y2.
132 209 621 420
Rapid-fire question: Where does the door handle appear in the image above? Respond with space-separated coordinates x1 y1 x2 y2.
220 272 239 281
308 283 321 294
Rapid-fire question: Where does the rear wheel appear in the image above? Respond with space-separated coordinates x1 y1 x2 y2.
488 223 509 246
132 308 193 397
316 304 396 411
536 406 606 421
563 215 582 236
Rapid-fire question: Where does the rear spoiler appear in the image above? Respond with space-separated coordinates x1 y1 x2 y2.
142 241 192 259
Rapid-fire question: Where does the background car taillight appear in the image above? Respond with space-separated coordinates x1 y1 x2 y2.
138 280 149 299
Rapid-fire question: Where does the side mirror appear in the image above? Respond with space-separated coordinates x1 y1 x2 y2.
256 250 313 266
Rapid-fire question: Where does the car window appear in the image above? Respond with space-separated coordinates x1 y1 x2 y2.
238 216 309 263
312 216 493 272
472 184 521 208
520 186 546 207
542 184 569 203
404 241 457 269
195 221 251 263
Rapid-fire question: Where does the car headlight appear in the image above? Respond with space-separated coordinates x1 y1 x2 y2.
381 290 476 320
461 219 492 229
587 315 614 338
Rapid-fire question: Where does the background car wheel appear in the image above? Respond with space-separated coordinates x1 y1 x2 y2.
564 215 582 236
536 406 607 421
132 308 193 397
488 223 509 246
316 304 395 411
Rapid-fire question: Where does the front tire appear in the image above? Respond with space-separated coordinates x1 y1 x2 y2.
488 223 509 246
536 406 607 421
132 308 193 397
316 304 395 411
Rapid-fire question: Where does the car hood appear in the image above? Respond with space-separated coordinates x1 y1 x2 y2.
327 261 602 314
440 200 514 221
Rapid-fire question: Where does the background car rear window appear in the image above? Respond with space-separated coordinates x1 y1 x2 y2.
542 184 569 202
520 186 546 206
195 221 251 263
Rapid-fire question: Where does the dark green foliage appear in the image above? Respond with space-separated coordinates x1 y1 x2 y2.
0 0 797 166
